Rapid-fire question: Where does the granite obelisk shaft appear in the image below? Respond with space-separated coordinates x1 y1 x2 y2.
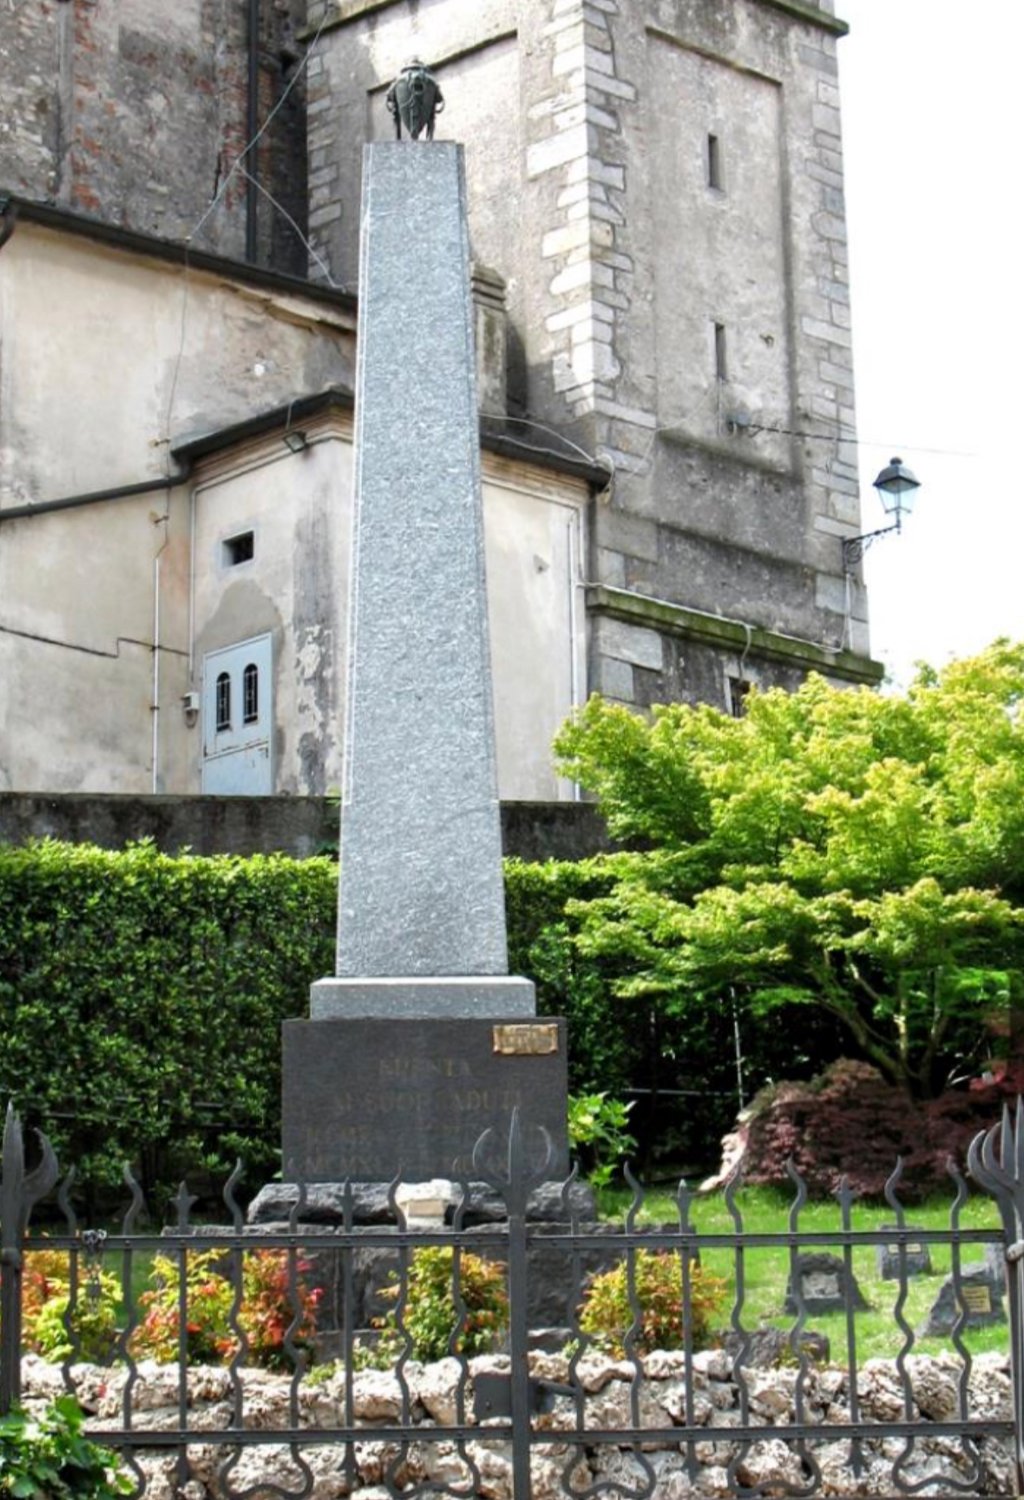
311 142 533 1019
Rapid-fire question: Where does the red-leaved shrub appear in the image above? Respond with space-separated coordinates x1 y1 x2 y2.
725 1059 1024 1200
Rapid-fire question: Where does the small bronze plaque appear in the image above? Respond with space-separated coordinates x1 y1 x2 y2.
493 1023 559 1056
962 1284 992 1316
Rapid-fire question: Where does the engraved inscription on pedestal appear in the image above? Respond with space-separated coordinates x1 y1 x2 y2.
283 1018 569 1181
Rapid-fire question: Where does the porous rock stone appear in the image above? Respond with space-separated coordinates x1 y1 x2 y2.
247 1182 398 1225
417 1356 464 1425
18 1347 1015 1498
736 1437 810 1489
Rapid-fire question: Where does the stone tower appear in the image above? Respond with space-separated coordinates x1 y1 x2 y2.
0 0 877 723
305 0 876 709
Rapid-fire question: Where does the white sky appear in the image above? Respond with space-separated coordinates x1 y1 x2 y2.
837 1 1024 687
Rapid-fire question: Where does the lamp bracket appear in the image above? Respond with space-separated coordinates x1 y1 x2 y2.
842 519 901 571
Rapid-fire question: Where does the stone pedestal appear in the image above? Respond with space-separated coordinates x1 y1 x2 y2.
283 1018 569 1182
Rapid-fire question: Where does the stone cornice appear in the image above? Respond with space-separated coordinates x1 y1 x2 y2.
587 585 883 685
756 0 848 35
302 0 848 40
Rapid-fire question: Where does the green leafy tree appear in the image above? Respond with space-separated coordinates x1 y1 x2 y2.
0 1397 131 1499
554 641 1024 1099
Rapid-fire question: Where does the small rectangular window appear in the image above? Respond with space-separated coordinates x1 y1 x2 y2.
707 133 722 191
223 531 255 566
714 322 728 382
728 676 751 718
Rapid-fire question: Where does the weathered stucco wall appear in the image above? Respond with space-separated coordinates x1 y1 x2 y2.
0 218 355 503
189 419 588 801
0 216 590 801
0 216 355 795
191 423 350 798
0 489 191 795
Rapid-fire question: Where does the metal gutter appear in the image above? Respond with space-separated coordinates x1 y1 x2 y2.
0 471 190 527
174 388 610 487
172 387 354 462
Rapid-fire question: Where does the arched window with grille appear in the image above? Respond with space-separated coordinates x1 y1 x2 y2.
215 672 231 732
243 662 259 725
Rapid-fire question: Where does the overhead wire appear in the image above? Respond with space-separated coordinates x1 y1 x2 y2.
162 7 333 461
237 166 342 290
481 413 614 486
187 7 332 252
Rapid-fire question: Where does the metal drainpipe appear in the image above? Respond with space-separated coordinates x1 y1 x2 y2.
246 0 260 263
152 516 170 794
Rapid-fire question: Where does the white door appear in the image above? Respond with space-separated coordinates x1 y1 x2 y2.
201 635 273 794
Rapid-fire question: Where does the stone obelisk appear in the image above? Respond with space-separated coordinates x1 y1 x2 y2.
282 141 567 1183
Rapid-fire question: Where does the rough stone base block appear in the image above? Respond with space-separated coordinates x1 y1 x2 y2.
310 974 536 1020
282 1016 568 1182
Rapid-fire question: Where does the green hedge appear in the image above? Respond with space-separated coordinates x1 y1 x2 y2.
0 841 338 1207
0 842 619 1207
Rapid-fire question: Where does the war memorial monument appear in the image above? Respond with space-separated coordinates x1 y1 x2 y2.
280 71 569 1188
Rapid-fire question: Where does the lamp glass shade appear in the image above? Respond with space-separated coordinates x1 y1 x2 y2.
874 456 920 518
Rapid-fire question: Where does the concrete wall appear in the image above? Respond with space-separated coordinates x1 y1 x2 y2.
0 0 308 270
0 793 617 863
306 0 876 709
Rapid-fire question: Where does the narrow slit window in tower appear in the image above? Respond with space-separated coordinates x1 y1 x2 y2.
714 322 728 382
707 133 722 191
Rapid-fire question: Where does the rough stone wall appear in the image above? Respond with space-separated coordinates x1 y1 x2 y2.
307 0 873 715
0 0 68 202
18 1349 1018 1499
0 0 308 272
0 792 618 861
527 0 869 707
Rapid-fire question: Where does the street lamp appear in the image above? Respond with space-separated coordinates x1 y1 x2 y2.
842 456 921 571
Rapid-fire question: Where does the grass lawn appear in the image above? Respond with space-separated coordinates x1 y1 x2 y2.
594 1183 1006 1364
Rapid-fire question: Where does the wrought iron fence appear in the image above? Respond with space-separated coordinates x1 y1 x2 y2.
3 1102 1024 1498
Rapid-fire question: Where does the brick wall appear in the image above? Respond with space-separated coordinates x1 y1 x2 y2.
0 0 308 273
